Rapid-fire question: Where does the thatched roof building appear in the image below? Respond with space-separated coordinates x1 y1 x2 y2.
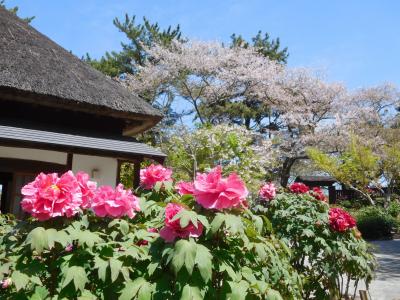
0 7 165 216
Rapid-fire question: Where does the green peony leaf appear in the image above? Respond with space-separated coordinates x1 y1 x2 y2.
171 239 197 275
94 257 108 282
210 213 225 234
138 281 153 300
26 227 48 254
180 284 203 300
46 228 70 248
225 214 244 235
11 270 30 291
110 258 123 282
119 277 147 300
78 290 97 300
195 244 212 282
62 266 88 292
228 280 249 300
30 286 49 300
119 220 130 235
76 230 103 248
266 289 283 300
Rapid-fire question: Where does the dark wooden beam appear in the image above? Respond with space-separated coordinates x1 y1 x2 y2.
133 160 142 189
0 157 67 174
66 153 73 170
116 160 122 185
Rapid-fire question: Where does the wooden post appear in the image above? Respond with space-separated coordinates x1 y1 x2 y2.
116 160 122 185
359 290 369 300
133 160 141 189
66 153 73 171
328 186 336 204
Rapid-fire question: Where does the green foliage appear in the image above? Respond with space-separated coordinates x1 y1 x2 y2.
85 14 182 77
0 0 35 23
163 124 274 188
354 206 398 240
307 138 380 204
231 31 289 64
387 200 400 218
264 193 376 299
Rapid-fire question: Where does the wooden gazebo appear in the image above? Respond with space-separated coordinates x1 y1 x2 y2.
295 175 338 203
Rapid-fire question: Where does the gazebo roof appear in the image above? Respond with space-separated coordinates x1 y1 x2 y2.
0 8 162 133
295 175 337 186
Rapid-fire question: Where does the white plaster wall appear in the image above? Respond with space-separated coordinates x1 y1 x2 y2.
0 146 67 164
72 154 117 186
0 146 118 186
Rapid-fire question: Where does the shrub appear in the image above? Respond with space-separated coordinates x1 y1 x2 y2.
0 166 377 299
387 200 400 218
260 190 376 300
354 206 398 240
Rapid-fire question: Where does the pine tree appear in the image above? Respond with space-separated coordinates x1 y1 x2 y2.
85 14 182 77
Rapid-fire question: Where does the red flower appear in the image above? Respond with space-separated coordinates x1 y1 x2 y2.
311 187 327 202
159 203 203 242
289 182 309 194
329 208 356 232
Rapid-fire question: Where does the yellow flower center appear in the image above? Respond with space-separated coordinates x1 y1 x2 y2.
51 184 60 191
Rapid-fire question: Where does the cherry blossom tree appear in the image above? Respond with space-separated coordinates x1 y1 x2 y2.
120 39 400 187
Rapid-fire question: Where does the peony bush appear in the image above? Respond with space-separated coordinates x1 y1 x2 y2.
0 165 375 299
260 184 376 299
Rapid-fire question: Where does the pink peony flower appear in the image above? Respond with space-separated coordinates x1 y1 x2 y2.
91 184 140 218
311 187 327 202
289 182 309 194
140 164 173 190
329 208 356 232
176 181 194 195
1 278 12 289
21 171 82 221
76 171 97 209
259 182 277 201
193 166 248 210
160 203 203 242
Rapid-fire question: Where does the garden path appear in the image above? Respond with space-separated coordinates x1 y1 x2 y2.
355 239 400 300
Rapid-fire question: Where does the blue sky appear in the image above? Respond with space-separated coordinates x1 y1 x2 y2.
7 0 400 89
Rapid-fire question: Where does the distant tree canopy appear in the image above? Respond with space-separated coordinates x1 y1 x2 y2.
0 0 34 23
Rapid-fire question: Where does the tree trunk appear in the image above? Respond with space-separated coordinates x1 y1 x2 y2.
280 157 296 187
348 186 375 206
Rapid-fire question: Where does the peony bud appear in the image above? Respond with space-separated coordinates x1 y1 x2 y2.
2 278 12 289
65 244 73 252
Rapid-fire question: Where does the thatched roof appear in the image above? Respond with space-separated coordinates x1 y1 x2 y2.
0 7 162 133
